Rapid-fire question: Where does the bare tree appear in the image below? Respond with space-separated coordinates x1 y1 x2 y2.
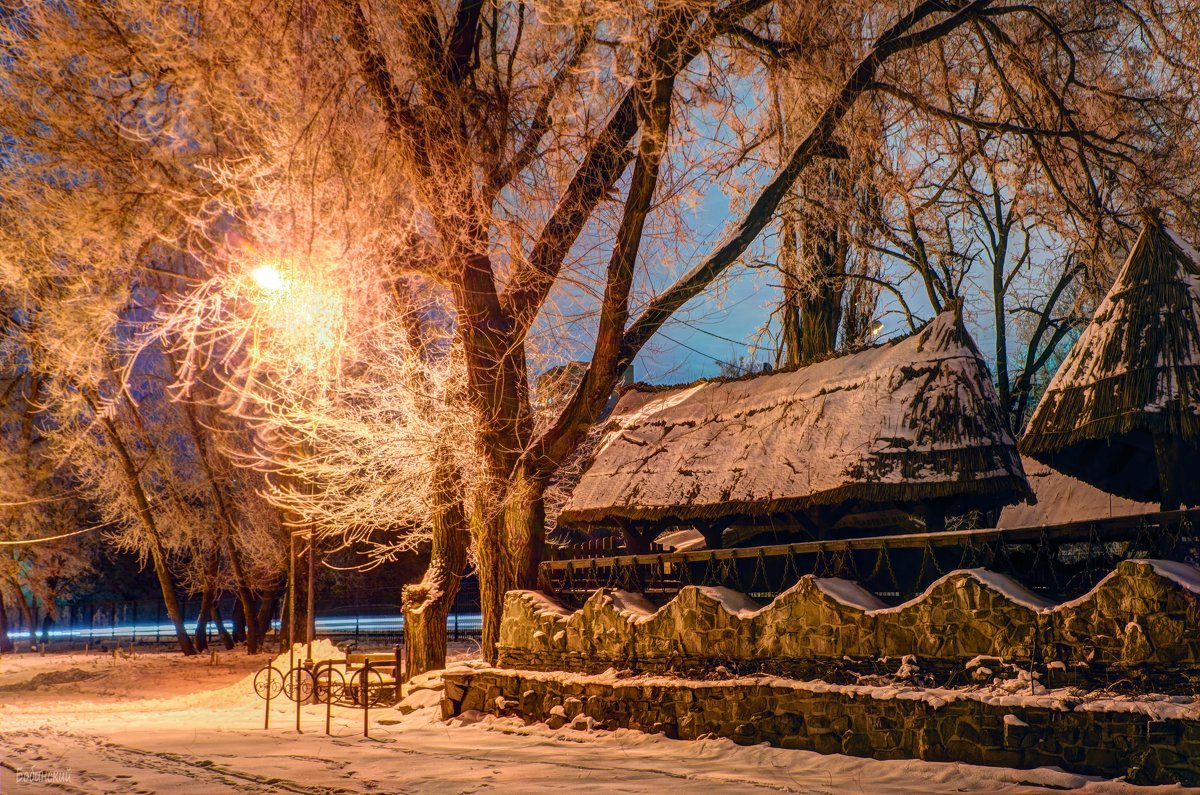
1 0 1197 665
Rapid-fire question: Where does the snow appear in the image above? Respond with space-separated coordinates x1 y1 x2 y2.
2 645 1184 793
689 586 763 618
598 589 658 618
1165 226 1200 269
998 457 1164 528
870 569 1054 615
1144 559 1200 594
513 590 575 617
655 527 707 552
814 577 889 611
562 309 1025 524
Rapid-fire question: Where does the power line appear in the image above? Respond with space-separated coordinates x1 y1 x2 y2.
0 522 109 547
657 330 753 375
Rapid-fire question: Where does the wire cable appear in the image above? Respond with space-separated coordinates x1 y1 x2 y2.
0 522 109 546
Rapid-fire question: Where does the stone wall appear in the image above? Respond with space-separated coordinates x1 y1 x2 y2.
442 668 1200 786
497 560 1200 689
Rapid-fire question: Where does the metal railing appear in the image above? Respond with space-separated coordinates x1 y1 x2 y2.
538 510 1200 604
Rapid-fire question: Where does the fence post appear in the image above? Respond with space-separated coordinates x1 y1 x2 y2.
362 662 370 739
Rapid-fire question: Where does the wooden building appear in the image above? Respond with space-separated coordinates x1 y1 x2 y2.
1021 214 1200 510
557 307 1032 551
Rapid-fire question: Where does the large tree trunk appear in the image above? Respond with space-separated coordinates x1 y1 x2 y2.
211 600 235 650
5 574 34 641
91 399 196 656
797 167 847 362
504 465 546 594
402 449 469 678
255 584 281 651
179 399 262 653
194 573 215 653
232 598 246 644
472 479 506 665
0 595 13 653
227 548 260 654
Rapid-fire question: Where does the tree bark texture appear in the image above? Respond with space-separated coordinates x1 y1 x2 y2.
0 595 13 653
402 448 469 678
93 403 196 656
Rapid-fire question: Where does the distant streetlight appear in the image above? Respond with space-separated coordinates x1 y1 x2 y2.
871 320 886 338
250 263 287 292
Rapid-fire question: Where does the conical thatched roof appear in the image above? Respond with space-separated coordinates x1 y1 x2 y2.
558 307 1031 529
1020 215 1200 505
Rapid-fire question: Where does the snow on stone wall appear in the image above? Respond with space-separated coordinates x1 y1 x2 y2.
497 560 1200 688
442 667 1200 785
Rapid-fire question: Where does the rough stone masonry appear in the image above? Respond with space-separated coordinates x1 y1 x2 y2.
440 560 1200 785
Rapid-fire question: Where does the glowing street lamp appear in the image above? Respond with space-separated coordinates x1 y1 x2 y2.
250 263 287 292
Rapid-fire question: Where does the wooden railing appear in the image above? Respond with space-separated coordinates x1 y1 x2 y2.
537 510 1200 604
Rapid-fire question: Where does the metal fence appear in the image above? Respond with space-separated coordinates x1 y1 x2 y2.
538 511 1200 606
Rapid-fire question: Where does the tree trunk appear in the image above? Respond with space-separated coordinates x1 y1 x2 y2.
0 595 13 653
778 217 804 368
179 398 262 654
1155 433 1184 511
798 185 846 361
211 600 235 650
194 584 214 653
90 400 196 656
402 448 469 678
472 480 505 665
6 575 34 642
229 549 260 654
255 584 281 651
503 466 546 596
232 598 246 644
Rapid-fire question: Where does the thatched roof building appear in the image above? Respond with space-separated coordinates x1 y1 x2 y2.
1020 215 1200 508
998 457 1165 528
558 307 1031 549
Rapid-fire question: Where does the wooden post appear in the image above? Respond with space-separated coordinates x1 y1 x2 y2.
926 504 945 535
692 519 731 550
306 531 316 664
616 522 652 555
1155 433 1184 511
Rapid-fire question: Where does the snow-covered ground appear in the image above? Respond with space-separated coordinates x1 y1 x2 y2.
0 643 1177 793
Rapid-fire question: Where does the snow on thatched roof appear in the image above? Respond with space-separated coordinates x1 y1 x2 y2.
1020 215 1200 503
1022 216 1200 453
997 456 1165 528
558 307 1031 528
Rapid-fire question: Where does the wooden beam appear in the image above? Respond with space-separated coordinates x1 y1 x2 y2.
541 509 1200 574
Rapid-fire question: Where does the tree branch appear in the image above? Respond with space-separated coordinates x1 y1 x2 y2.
618 0 992 365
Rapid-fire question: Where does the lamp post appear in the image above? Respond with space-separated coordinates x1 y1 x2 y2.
246 260 326 667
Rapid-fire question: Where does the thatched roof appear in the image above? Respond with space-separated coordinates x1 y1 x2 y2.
997 456 1166 528
558 307 1031 528
1020 215 1200 504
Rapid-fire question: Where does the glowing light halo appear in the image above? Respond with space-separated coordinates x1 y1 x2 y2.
250 262 287 292
241 255 349 380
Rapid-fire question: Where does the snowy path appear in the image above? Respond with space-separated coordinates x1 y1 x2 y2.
0 649 1174 793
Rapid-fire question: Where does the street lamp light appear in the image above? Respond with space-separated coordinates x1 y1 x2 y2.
250 263 287 292
245 260 318 666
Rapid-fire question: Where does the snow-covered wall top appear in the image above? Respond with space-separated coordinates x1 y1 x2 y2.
559 307 1030 527
497 560 1200 684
